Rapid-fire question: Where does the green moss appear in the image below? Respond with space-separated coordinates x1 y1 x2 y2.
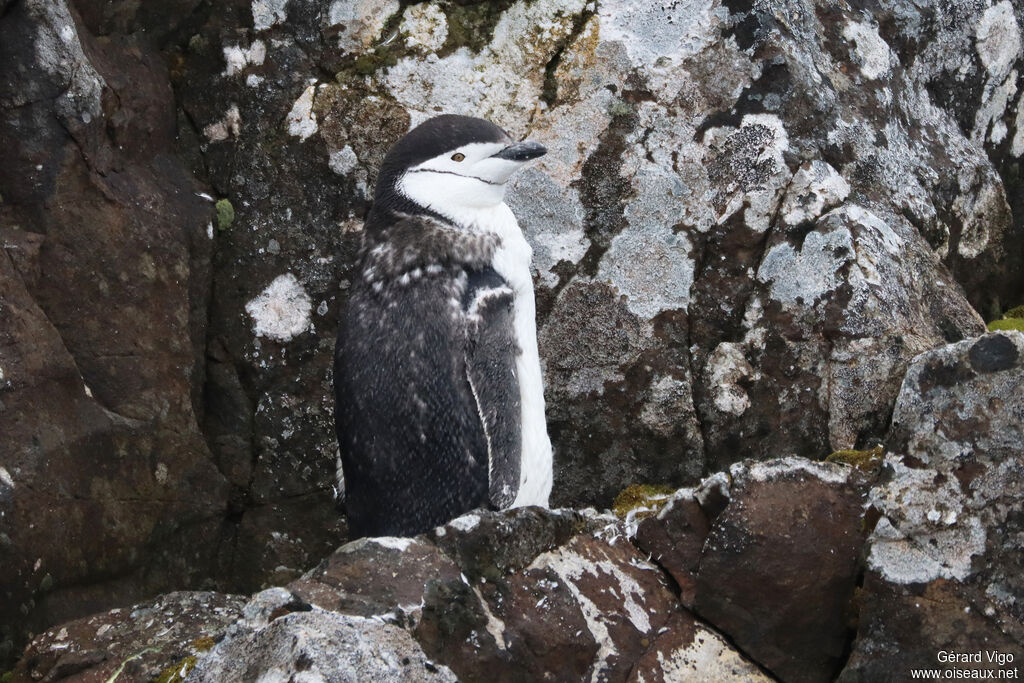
1 671 13 683
189 636 216 652
1000 304 1024 319
440 0 519 55
988 318 1024 332
826 445 884 471
612 484 676 520
214 199 234 231
351 46 402 76
152 656 197 683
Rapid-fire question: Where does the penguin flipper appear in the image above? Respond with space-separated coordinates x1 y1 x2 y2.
463 268 522 509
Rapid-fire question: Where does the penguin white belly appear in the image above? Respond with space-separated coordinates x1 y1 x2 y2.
460 204 554 507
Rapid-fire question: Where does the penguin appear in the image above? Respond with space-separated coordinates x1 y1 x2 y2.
334 114 554 537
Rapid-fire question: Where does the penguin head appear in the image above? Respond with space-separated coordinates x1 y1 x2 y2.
375 115 546 220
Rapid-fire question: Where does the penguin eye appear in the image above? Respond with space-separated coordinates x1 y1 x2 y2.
451 153 465 162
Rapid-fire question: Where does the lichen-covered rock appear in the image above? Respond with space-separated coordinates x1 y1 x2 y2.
692 458 872 683
841 332 1024 679
189 608 457 683
9 592 244 683
11 508 767 682
3 0 1023 667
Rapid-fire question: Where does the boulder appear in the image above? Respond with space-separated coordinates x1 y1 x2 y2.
9 591 244 683
841 332 1024 680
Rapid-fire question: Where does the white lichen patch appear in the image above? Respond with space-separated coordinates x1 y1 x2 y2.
472 586 509 651
706 342 754 415
597 227 694 319
327 0 401 53
328 146 369 195
203 104 242 141
781 160 850 226
704 114 793 231
0 466 14 490
447 513 481 532
757 226 854 307
507 167 589 287
842 20 893 80
31 2 105 118
956 182 1003 258
1012 100 1024 157
367 537 415 552
400 3 448 52
222 41 266 76
154 463 168 485
286 85 318 140
694 471 731 509
252 0 288 30
245 273 313 342
732 456 852 486
528 543 657 681
597 0 728 98
383 0 587 135
976 2 1021 82
866 457 987 584
656 623 773 682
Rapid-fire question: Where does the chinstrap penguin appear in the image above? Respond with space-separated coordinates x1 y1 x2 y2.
334 114 554 537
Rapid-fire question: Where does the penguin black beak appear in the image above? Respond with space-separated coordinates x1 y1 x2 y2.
492 140 547 161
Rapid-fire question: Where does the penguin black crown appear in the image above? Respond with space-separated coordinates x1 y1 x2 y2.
334 114 554 537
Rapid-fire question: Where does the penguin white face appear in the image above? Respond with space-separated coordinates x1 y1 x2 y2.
397 139 547 216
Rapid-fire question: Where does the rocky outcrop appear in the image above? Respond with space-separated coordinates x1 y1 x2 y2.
13 507 771 683
11 592 244 682
2 0 1023 671
841 331 1024 680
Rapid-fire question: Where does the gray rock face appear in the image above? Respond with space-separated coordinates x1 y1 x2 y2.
841 331 1024 680
189 608 458 683
2 0 1023 667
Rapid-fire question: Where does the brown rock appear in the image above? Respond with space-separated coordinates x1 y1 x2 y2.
288 536 461 620
694 459 871 683
10 591 244 683
634 491 712 606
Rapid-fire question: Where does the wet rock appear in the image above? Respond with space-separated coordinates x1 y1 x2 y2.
693 458 872 683
10 592 244 683
841 332 1024 679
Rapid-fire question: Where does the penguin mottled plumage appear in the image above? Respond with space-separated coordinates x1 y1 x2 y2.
334 115 554 537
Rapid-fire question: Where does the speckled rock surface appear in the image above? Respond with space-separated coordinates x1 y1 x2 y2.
10 508 768 682
840 331 1024 680
2 0 1024 668
9 591 244 683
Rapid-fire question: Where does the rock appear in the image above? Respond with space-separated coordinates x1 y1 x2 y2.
3 0 1023 667
0 0 228 660
627 611 773 683
9 507 767 682
189 609 457 683
288 536 461 621
634 489 712 607
411 507 765 682
841 331 1024 679
9 592 244 683
693 458 872 683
